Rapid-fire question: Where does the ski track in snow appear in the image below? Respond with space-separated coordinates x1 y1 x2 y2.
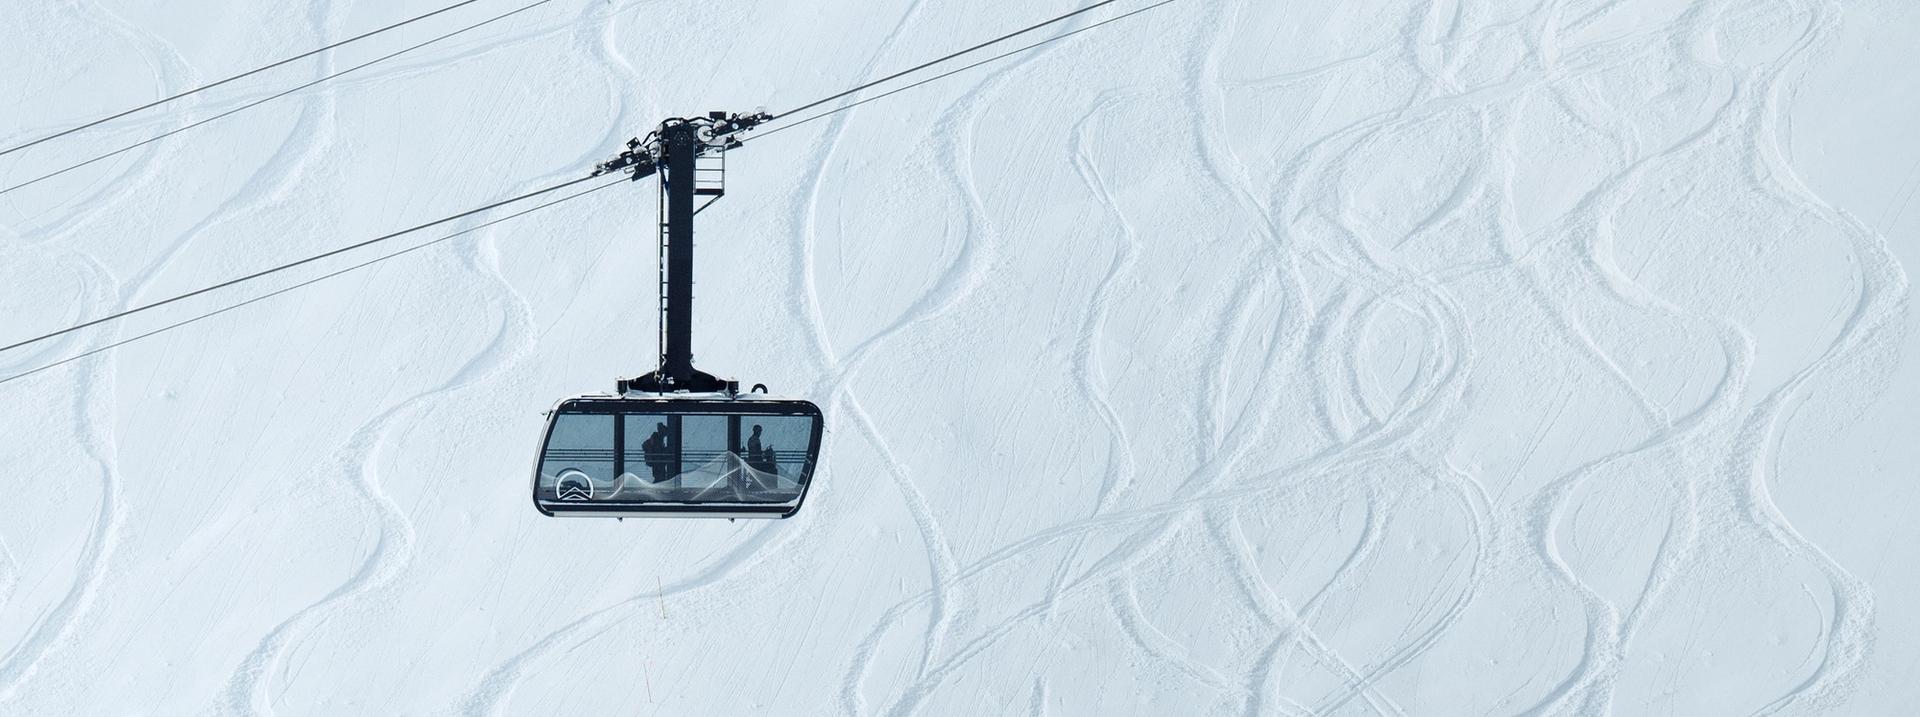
1041 91 1139 629
1728 1 1899 710
828 0 1903 711
199 0 414 710
0 0 218 703
0 0 1912 712
834 11 1268 714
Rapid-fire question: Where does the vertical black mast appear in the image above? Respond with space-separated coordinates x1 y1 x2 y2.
600 111 768 395
660 120 700 385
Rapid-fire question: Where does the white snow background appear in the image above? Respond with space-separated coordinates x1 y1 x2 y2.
3 0 1920 713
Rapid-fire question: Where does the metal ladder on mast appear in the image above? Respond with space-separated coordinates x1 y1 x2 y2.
654 148 727 373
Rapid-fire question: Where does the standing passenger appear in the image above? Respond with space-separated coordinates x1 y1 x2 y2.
644 422 672 483
761 443 780 481
742 424 767 491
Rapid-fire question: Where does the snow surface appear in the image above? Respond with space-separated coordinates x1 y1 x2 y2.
3 0 1919 713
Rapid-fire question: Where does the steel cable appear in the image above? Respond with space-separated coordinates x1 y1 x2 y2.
0 177 626 385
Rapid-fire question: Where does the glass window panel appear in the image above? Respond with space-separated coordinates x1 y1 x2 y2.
624 414 669 486
741 415 813 496
538 413 614 501
539 406 819 509
679 415 730 475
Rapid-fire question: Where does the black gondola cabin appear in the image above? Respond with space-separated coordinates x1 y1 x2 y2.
532 395 822 518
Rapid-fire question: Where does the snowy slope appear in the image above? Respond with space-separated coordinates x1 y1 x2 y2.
3 0 1919 713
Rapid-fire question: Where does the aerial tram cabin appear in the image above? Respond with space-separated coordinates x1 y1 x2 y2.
533 394 822 518
532 112 824 519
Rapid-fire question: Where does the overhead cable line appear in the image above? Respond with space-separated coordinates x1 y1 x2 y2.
0 177 625 387
0 0 561 198
0 0 489 159
755 0 1178 141
0 173 600 356
771 0 1126 119
1 0 1179 379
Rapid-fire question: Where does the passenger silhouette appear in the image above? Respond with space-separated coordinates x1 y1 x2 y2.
741 424 767 491
643 422 672 483
761 443 780 480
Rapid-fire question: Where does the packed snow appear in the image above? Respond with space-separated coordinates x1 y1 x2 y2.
3 0 1919 713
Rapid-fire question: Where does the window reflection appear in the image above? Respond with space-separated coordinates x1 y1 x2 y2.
537 411 816 506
